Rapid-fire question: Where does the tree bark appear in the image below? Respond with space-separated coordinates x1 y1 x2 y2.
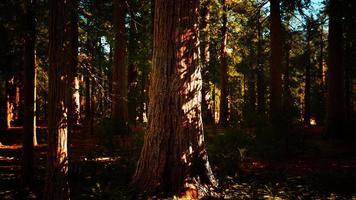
200 0 213 124
269 0 283 133
112 0 128 134
44 0 70 198
326 0 344 137
131 0 217 197
22 0 37 187
219 0 228 127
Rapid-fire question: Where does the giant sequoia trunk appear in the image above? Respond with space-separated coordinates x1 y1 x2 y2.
44 0 70 198
112 0 128 134
269 0 283 133
131 0 217 197
22 0 37 187
219 0 228 126
326 0 344 137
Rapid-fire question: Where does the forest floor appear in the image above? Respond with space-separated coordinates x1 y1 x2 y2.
0 125 356 199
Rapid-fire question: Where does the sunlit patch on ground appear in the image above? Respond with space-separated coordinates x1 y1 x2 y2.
80 156 121 162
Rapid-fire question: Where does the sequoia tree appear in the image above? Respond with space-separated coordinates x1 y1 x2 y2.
44 0 70 198
131 0 217 198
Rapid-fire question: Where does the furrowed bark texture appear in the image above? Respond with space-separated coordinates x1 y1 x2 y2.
44 0 70 199
132 0 217 197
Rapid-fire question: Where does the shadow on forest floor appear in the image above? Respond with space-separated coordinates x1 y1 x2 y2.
0 125 356 199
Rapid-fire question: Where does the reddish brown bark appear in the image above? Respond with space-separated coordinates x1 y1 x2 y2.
44 0 70 198
131 0 217 197
200 0 214 124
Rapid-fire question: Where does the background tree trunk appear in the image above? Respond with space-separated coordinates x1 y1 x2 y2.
326 0 344 137
44 0 70 198
5 77 15 128
269 0 283 134
304 24 311 125
112 0 128 134
22 0 37 187
131 0 217 197
219 0 228 127
256 11 266 114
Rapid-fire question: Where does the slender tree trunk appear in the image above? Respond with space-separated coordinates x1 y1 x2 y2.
247 44 256 113
219 0 228 127
212 84 216 122
344 36 351 125
256 11 266 114
319 26 324 93
85 74 92 134
326 0 344 137
44 0 70 198
90 80 95 134
0 79 5 129
22 0 37 187
14 85 21 124
283 40 293 123
112 0 128 134
269 0 283 133
128 17 138 124
131 0 217 197
304 24 311 125
317 25 325 124
5 77 15 128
